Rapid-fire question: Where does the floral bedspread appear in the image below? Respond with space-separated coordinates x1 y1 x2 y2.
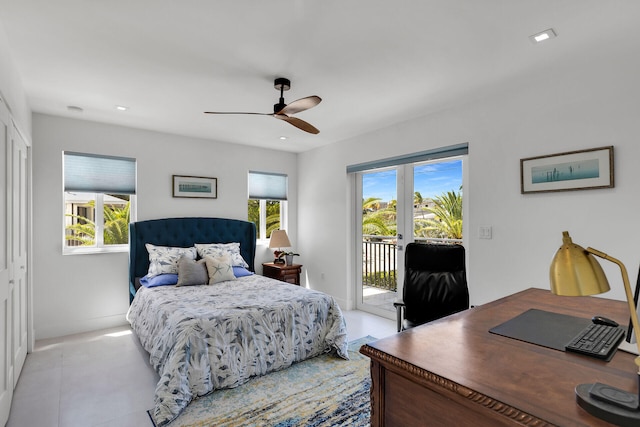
126 274 348 426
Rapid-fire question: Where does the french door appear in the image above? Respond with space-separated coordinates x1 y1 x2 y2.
354 157 464 319
355 165 412 318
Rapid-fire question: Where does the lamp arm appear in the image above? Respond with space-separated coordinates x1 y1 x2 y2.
588 247 640 372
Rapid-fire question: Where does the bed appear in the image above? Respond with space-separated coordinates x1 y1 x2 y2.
126 217 349 426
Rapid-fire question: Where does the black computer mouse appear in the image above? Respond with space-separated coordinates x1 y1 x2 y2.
592 315 619 327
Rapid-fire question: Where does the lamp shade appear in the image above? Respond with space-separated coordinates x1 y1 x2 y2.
549 231 610 296
269 230 291 249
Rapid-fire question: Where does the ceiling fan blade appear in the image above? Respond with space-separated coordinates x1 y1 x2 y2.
274 114 320 134
204 111 271 116
277 96 322 115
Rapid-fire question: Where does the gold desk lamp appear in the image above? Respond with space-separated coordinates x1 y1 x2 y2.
550 231 640 426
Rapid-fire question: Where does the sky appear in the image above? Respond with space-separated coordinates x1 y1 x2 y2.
362 159 462 202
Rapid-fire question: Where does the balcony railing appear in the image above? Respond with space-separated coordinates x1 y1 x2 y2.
362 235 462 292
362 237 398 291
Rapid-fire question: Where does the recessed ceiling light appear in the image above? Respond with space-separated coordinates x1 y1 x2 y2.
279 136 288 140
529 28 557 44
115 105 128 111
67 105 83 113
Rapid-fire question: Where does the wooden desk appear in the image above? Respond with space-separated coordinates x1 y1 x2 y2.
360 288 636 426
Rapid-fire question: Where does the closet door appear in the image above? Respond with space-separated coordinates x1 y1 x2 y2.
0 99 13 426
11 124 28 385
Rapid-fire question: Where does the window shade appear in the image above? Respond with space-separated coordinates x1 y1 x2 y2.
248 171 287 200
346 143 468 173
64 151 136 194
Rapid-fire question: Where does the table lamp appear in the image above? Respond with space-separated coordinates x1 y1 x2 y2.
549 231 640 426
268 229 291 264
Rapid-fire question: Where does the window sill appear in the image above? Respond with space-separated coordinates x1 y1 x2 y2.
63 246 128 255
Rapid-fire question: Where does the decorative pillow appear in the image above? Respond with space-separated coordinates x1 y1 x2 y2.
204 255 236 284
195 242 249 268
233 266 254 278
146 244 197 278
139 273 179 288
176 256 209 287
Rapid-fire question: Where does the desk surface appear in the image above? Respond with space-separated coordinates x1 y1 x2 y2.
360 288 636 427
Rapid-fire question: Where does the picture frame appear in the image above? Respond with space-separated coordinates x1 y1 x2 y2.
172 175 217 198
520 146 614 194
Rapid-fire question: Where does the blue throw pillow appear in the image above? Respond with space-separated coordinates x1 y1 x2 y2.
140 273 179 288
233 266 254 278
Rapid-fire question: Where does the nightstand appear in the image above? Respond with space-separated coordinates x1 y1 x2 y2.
262 262 302 285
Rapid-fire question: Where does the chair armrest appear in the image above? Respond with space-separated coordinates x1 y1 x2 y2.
394 299 405 332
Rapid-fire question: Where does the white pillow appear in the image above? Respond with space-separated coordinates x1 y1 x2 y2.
204 255 236 284
146 243 197 278
195 242 249 268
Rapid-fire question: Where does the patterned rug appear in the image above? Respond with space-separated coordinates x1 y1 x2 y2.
149 336 376 427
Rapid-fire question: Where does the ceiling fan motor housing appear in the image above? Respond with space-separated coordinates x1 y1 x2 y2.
274 78 290 91
273 78 290 113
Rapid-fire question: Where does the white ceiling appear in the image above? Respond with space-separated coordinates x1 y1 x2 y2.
1 1 638 153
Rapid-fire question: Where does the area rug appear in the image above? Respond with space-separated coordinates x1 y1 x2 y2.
149 335 376 427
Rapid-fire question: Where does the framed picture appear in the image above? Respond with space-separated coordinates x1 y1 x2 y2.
172 175 217 198
520 146 614 194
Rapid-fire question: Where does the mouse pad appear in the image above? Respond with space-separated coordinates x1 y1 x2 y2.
489 308 591 351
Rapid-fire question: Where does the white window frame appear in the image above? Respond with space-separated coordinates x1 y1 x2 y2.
63 151 137 255
63 192 137 255
251 199 288 243
248 171 288 242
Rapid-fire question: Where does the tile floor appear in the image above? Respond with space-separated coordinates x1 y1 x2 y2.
7 310 396 427
362 285 397 313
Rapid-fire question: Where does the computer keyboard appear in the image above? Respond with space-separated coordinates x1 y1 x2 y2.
565 323 625 359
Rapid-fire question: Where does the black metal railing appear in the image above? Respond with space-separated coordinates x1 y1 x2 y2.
362 237 398 291
362 236 462 292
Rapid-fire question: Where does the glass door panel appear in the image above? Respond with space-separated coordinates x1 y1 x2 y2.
412 159 463 244
357 168 399 316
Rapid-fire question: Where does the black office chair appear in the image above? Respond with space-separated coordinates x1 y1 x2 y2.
394 243 469 332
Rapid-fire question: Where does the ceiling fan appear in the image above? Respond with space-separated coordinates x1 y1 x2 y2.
204 78 321 134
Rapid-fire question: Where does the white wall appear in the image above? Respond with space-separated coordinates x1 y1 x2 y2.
0 19 30 139
299 43 640 309
32 114 298 339
17 7 640 338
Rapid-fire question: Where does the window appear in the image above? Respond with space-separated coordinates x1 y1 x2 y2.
63 152 137 253
248 171 287 241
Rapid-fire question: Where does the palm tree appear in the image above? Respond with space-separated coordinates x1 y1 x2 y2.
265 201 282 237
64 216 96 246
414 191 423 207
362 197 397 237
248 200 283 238
424 189 462 239
362 197 381 214
103 202 130 244
66 201 131 245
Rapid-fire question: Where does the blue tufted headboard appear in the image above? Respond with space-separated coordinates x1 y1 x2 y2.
129 217 257 302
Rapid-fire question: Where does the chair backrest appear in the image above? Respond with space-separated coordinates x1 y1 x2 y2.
403 242 469 326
